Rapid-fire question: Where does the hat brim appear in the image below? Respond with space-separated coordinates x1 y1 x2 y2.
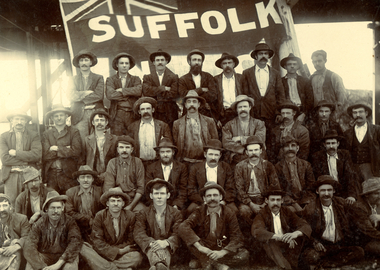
187 51 205 62
116 139 135 149
203 146 224 152
145 179 174 195
361 187 380 195
112 54 136 70
250 49 274 59
313 103 336 112
90 110 110 124
100 190 130 206
263 190 286 198
215 55 239 69
154 145 177 151
278 104 300 113
72 170 98 179
183 95 206 105
150 51 171 63
7 114 32 122
313 180 341 190
231 98 254 112
200 185 225 197
347 104 372 117
133 97 158 115
43 195 68 211
320 135 345 142
73 52 98 68
280 56 302 69
46 109 72 120
24 176 40 185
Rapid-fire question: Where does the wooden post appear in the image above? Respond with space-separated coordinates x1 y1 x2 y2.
369 22 380 125
40 44 52 130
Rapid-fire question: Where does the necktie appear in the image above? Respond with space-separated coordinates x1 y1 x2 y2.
209 212 218 240
324 207 335 242
163 166 171 181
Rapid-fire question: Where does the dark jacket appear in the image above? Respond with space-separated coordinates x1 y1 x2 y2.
134 205 182 253
0 129 42 182
145 160 188 210
15 186 52 220
188 161 235 204
241 65 285 121
275 157 315 206
311 149 360 199
1 212 30 247
179 204 243 253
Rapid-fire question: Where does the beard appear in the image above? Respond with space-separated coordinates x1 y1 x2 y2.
190 64 202 75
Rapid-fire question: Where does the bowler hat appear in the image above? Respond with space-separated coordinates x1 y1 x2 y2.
72 50 98 68
278 100 300 113
187 49 205 62
250 43 274 59
313 100 335 112
347 102 372 118
145 178 174 195
321 129 344 142
215 52 239 69
42 190 68 211
100 187 130 206
133 97 157 115
281 135 299 147
23 167 41 185
183 90 206 105
112 52 136 70
263 186 285 198
203 139 224 152
200 181 225 197
154 137 177 151
313 175 341 191
45 104 72 120
90 108 110 125
72 165 98 179
361 177 380 195
280 53 302 69
7 110 32 123
150 49 171 63
116 135 136 149
244 135 264 149
230 95 254 112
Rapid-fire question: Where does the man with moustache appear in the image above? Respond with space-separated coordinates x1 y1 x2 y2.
127 97 172 168
134 179 182 270
222 95 266 166
65 165 103 243
106 53 142 135
252 187 311 270
274 135 315 212
42 105 82 194
142 49 179 128
349 177 380 255
0 194 30 270
172 91 218 168
1 110 42 205
24 191 82 270
179 182 249 270
146 138 188 211
301 175 364 269
268 100 310 164
103 136 146 214
214 52 243 126
84 108 117 180
178 49 218 119
311 129 360 204
15 167 52 223
280 53 314 124
235 135 280 225
307 100 345 157
344 102 380 180
68 50 104 142
241 43 285 135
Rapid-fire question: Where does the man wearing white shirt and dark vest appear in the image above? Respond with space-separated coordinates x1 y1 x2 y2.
252 187 311 270
344 102 380 181
301 175 364 269
127 97 172 169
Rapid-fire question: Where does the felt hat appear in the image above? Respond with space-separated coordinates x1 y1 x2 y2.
42 190 68 211
23 167 41 185
145 178 174 195
112 52 136 70
281 135 299 147
7 110 32 122
100 187 130 206
72 50 98 68
72 165 98 179
154 137 177 151
200 181 225 197
203 139 224 152
45 104 72 120
183 90 206 105
361 177 380 195
278 100 300 113
230 95 254 112
244 135 264 149
347 102 372 118
133 97 157 115
90 108 110 124
313 175 341 191
250 43 274 59
0 194 12 204
149 49 171 63
320 129 344 142
280 53 302 69
215 52 239 69
116 135 136 149
263 186 286 198
187 49 205 62
313 100 335 112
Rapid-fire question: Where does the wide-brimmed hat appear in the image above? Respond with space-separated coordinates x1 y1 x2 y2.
100 187 130 206
250 43 274 59
278 100 300 113
150 49 171 63
244 135 264 149
187 49 205 62
145 178 174 195
112 52 136 70
23 167 41 185
183 90 206 105
230 95 254 112
72 50 98 68
313 100 335 112
154 137 177 151
42 190 68 211
321 129 344 142
133 97 157 115
45 104 72 120
263 186 286 198
215 52 239 69
280 53 302 69
116 135 136 149
90 108 110 124
72 165 98 179
281 135 299 147
7 110 32 123
203 139 224 152
347 102 372 118
313 175 341 191
200 181 225 197
361 177 380 195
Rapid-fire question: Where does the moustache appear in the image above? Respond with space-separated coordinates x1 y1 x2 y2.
321 195 332 199
207 200 218 204
81 65 89 67
239 110 248 115
96 124 104 128
142 112 151 117
0 211 7 216
249 154 260 158
285 149 296 155
210 159 217 163
224 66 233 72
158 64 163 66
188 106 196 111
121 152 128 155
259 57 268 62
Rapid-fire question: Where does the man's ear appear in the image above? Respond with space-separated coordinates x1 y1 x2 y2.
167 192 171 199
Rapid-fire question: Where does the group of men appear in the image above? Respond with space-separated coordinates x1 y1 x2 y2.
1 42 380 270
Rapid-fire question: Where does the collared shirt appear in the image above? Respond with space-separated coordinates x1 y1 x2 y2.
312 69 327 103
78 186 94 215
192 74 201 89
206 163 218 183
30 195 41 214
311 69 345 106
153 207 166 235
222 73 236 108
255 65 269 97
248 161 261 197
286 159 302 192
183 115 204 161
285 75 302 106
327 153 339 181
280 122 294 140
321 203 338 243
156 71 164 86
119 74 127 88
272 212 283 235
206 207 222 217
161 163 173 181
96 134 106 173
82 74 89 90
112 216 120 238
355 122 368 143
139 119 157 160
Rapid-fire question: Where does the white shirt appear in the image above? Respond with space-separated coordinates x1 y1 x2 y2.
192 74 201 89
156 71 164 86
222 74 236 108
161 162 173 181
286 75 302 106
255 65 269 97
205 163 218 183
327 153 339 181
355 122 368 143
321 204 337 243
138 119 156 160
272 212 283 235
